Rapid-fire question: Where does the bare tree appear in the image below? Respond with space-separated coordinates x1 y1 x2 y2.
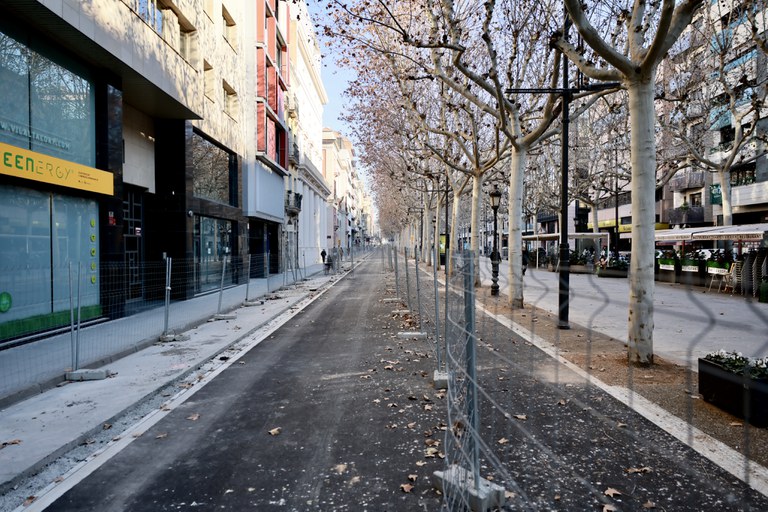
552 0 704 365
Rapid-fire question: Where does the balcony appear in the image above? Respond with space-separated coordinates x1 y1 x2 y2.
669 171 706 191
285 191 302 216
666 205 705 225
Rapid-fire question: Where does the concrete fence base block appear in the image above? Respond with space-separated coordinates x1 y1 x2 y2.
432 466 506 512
433 370 449 389
243 300 266 307
392 309 410 315
159 333 190 342
383 298 401 303
66 369 110 382
397 331 427 339
211 313 237 321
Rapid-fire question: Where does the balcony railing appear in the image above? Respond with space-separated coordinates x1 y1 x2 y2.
285 191 302 215
666 205 705 224
669 171 706 191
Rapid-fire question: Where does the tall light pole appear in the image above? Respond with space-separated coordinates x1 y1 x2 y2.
489 185 502 296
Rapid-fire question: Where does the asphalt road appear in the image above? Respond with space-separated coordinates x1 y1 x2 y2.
42 257 445 511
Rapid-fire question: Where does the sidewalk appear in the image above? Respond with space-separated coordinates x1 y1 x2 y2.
0 259 357 498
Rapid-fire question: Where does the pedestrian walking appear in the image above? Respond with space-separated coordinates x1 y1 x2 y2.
321 249 327 263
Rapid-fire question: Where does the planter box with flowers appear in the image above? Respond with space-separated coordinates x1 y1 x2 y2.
699 351 768 427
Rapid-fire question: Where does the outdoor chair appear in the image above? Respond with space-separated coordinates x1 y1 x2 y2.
720 261 742 294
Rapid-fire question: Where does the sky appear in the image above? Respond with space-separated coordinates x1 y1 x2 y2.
306 2 354 137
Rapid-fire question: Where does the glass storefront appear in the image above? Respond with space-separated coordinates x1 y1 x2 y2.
193 215 233 293
0 184 99 323
0 22 99 338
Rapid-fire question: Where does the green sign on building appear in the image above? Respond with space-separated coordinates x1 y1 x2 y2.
710 184 722 205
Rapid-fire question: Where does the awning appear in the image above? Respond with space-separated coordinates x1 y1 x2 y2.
690 222 768 242
654 226 707 242
522 232 609 242
653 223 768 243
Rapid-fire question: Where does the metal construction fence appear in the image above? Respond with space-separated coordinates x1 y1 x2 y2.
0 253 325 403
387 245 768 511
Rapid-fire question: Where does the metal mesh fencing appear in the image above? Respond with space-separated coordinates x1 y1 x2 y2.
0 254 324 402
384 246 768 510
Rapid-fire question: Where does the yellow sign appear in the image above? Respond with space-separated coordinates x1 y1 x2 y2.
0 142 113 195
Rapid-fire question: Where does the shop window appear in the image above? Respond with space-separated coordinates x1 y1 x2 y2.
193 216 233 294
0 185 98 324
189 130 234 205
0 28 95 166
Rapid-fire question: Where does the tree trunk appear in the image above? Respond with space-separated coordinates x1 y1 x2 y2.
627 79 656 365
470 174 483 287
590 200 601 264
508 147 526 308
423 194 431 267
718 169 733 226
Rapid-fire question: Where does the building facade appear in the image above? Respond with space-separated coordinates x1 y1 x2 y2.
0 0 325 344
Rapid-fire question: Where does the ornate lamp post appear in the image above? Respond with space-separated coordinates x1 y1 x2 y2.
489 185 502 296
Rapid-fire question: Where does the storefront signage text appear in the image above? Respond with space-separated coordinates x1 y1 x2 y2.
0 142 113 195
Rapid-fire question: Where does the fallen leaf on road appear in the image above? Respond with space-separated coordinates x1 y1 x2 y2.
416 461 427 467
155 432 168 439
187 413 200 421
407 422 417 429
730 421 743 427
643 500 656 509
425 439 440 447
268 427 281 436
102 423 112 430
498 438 509 445
400 483 414 493
604 487 622 497
425 447 439 458
557 399 567 406
603 505 617 512
0 439 22 449
23 496 36 506
334 464 347 474
514 414 527 421
627 466 651 474
408 474 417 482
424 404 433 411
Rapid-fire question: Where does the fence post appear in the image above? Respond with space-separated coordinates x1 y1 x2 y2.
245 255 251 301
217 256 228 315
415 249 423 330
433 241 442 370
463 252 481 492
266 251 271 294
163 257 172 336
394 245 400 299
68 262 76 371
404 247 412 312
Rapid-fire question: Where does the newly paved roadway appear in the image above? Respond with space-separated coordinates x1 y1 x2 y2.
41 257 445 511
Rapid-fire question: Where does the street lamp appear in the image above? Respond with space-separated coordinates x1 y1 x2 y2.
489 185 502 296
